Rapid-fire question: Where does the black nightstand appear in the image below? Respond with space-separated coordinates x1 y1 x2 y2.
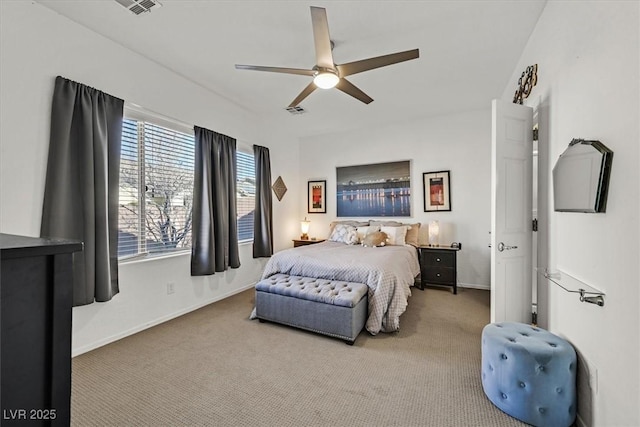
292 239 326 248
418 246 460 294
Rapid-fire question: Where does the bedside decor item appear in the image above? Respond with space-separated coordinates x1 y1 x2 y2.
300 217 311 240
337 160 411 217
428 220 440 246
553 139 613 213
423 170 451 212
308 180 327 213
512 64 538 104
271 176 287 201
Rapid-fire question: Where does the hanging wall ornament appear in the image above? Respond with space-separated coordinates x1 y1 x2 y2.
513 64 538 104
272 176 288 201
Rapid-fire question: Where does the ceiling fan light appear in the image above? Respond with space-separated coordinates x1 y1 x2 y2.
313 72 339 89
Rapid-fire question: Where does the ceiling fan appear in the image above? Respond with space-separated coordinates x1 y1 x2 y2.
235 6 420 108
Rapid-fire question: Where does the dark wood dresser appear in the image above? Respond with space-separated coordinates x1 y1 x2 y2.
1 233 82 426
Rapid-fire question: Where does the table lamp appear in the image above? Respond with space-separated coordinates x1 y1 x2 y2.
300 217 311 240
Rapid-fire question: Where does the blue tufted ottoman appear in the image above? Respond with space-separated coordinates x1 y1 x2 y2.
255 274 368 344
481 322 577 427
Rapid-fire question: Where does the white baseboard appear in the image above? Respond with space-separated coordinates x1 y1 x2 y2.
459 283 490 290
72 282 256 357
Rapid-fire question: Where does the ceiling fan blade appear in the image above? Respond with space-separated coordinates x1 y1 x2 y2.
235 64 315 76
336 49 419 77
310 6 334 69
288 81 318 108
336 78 374 104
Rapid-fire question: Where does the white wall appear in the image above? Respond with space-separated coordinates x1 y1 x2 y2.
502 2 639 425
0 2 299 355
299 109 492 288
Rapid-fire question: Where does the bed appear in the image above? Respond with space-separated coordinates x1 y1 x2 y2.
258 240 420 335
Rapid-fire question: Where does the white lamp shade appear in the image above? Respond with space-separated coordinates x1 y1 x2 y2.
301 218 311 235
428 220 440 246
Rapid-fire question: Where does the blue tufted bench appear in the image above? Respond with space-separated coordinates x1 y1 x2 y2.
255 273 368 344
481 322 577 427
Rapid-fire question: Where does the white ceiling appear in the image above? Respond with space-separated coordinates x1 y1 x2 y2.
38 0 547 139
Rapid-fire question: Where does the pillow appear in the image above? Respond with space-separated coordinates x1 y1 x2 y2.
356 225 381 242
417 226 431 246
329 220 369 236
361 231 388 247
369 220 405 227
381 225 408 246
404 223 421 247
328 224 359 245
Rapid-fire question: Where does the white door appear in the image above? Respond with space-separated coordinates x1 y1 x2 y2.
491 99 533 323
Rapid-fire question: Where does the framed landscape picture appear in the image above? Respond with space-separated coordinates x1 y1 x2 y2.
336 160 411 217
308 180 326 213
423 170 451 212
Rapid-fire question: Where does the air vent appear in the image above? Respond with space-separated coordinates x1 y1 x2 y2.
114 0 162 15
285 106 306 115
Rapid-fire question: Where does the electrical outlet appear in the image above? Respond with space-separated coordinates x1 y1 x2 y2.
166 282 175 295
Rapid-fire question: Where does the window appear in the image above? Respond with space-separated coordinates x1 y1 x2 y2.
236 150 255 242
117 111 256 259
118 118 195 258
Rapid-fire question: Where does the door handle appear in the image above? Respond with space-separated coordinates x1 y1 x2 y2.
497 242 518 252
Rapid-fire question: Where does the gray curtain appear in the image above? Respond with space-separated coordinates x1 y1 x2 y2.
253 145 273 258
191 126 240 275
41 76 123 306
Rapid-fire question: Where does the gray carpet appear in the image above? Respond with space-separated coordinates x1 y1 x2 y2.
71 286 526 426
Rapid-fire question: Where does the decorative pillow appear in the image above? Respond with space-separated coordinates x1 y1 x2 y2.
356 225 381 243
329 224 359 245
329 220 369 236
404 223 421 247
361 231 388 247
381 225 408 246
417 226 431 246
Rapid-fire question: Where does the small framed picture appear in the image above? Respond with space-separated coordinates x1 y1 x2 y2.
308 180 326 213
423 171 451 212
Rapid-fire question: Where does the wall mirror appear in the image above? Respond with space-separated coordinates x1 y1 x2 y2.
552 139 613 213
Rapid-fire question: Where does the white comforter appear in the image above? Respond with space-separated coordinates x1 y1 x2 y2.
260 241 420 335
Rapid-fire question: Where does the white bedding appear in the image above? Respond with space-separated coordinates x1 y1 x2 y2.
260 241 420 335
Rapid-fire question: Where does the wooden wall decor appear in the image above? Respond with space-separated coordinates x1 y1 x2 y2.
272 176 288 201
513 64 538 104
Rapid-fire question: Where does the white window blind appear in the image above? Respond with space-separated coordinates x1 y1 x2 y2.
118 119 141 257
118 118 195 258
237 150 255 242
118 113 256 259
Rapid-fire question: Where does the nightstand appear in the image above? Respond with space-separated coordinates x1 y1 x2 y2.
292 239 326 248
418 246 461 294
